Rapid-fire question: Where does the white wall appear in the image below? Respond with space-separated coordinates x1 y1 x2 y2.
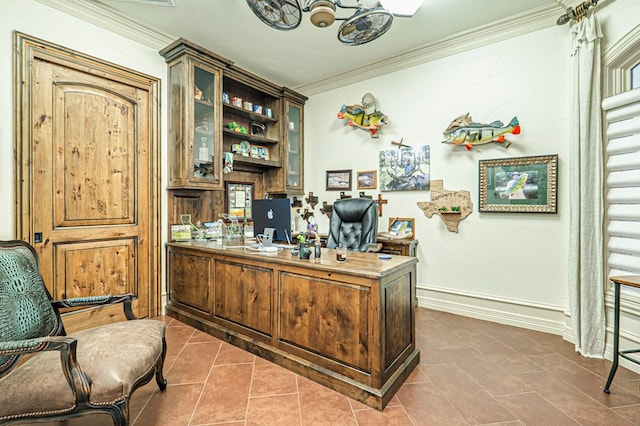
305 25 572 334
0 1 169 288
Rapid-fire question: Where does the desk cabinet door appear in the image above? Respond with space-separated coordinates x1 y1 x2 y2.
168 250 212 314
279 272 370 372
214 260 273 336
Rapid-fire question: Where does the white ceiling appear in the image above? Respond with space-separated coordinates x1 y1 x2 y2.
42 0 570 95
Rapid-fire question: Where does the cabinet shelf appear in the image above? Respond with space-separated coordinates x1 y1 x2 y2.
233 154 281 168
223 128 278 144
223 104 278 124
195 98 213 107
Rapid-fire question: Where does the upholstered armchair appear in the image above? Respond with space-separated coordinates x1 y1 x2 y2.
325 198 381 252
0 240 167 425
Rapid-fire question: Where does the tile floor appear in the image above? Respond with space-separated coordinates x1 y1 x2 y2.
33 308 640 425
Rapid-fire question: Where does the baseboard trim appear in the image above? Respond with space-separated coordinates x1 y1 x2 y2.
417 284 566 335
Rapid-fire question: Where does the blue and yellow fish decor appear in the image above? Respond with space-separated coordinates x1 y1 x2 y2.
442 113 521 151
337 92 388 138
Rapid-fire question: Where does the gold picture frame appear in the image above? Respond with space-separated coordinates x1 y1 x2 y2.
479 154 558 213
357 170 377 190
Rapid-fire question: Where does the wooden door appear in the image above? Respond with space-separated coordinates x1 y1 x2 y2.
14 33 160 329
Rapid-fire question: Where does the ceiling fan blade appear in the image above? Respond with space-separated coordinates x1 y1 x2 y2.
246 0 303 31
337 7 393 46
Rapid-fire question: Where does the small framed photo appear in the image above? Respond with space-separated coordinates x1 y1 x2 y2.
389 217 415 239
326 169 352 191
170 224 192 241
226 181 253 219
479 154 558 213
357 170 377 190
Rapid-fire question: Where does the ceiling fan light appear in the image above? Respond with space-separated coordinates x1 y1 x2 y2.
310 5 336 27
379 0 423 17
309 1 336 27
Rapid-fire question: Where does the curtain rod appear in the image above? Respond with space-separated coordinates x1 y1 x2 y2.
556 0 600 25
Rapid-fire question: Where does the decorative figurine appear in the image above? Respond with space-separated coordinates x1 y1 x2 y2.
337 92 388 138
441 113 520 151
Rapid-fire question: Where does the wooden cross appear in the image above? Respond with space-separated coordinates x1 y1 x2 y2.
305 192 318 209
375 193 388 216
291 196 303 208
391 137 409 148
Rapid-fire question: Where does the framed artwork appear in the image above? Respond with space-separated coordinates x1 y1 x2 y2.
170 224 192 241
326 169 352 191
357 170 377 189
479 154 558 213
389 217 415 239
379 145 430 191
226 181 253 219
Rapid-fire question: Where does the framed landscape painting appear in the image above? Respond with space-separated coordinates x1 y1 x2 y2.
357 170 377 189
326 169 352 191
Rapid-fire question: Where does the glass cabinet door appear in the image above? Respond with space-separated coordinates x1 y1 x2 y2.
192 64 218 183
287 102 303 190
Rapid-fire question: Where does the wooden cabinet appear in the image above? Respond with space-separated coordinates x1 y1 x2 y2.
161 39 306 198
161 41 228 189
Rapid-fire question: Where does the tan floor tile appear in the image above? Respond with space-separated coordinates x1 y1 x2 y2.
133 383 203 426
215 341 256 365
246 394 301 425
167 341 221 385
250 358 297 397
496 392 579 425
352 405 414 425
395 382 468 425
190 363 253 424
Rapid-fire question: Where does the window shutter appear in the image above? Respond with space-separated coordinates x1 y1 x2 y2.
604 88 640 278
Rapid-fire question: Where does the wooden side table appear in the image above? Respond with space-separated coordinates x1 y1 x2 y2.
378 238 418 257
604 275 640 393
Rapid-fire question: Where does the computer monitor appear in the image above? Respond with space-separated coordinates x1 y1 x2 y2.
252 198 292 242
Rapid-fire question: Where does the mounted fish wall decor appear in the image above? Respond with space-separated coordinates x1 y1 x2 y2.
337 92 388 138
442 113 521 151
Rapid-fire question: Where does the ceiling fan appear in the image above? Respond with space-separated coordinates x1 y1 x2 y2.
245 0 422 46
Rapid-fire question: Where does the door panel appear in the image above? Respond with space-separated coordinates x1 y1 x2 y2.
54 240 136 300
53 85 136 226
15 33 160 328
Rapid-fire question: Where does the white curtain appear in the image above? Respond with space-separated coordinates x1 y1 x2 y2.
568 12 605 357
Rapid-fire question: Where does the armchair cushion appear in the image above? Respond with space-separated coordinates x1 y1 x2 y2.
0 319 165 420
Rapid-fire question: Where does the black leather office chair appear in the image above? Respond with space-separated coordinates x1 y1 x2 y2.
325 198 381 252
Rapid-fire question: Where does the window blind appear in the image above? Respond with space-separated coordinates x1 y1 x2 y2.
604 88 640 278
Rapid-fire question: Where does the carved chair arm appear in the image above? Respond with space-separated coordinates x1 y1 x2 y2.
0 336 91 405
51 293 136 320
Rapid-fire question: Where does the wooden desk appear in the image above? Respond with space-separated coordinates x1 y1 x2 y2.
604 276 640 393
166 241 419 410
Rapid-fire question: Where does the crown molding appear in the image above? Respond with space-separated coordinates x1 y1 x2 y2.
296 4 562 95
35 0 175 50
36 0 564 96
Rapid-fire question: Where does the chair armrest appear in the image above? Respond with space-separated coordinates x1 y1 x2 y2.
52 294 136 320
0 336 73 357
364 243 383 253
0 336 91 404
